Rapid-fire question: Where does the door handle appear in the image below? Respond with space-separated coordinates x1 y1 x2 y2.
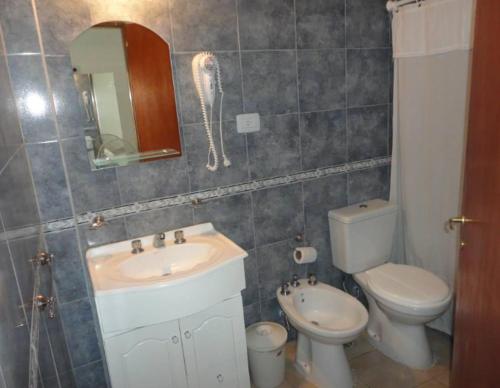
447 215 473 231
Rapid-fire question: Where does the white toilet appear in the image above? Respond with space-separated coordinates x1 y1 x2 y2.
328 199 452 369
277 280 368 388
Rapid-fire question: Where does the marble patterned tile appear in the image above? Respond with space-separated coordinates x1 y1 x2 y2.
45 56 88 139
36 0 92 55
252 183 304 247
238 0 295 50
73 360 108 388
346 0 391 48
297 49 345 112
247 114 301 179
193 193 254 250
116 156 189 204
7 55 57 142
125 205 193 239
244 302 261 327
0 148 40 230
348 105 389 162
241 50 298 116
348 165 390 205
295 0 345 49
242 250 260 306
183 121 249 191
59 298 102 368
27 142 72 222
347 49 391 108
0 0 39 54
170 0 238 52
45 228 88 303
300 110 347 170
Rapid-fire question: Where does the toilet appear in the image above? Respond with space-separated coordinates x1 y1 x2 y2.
277 280 368 388
328 199 452 369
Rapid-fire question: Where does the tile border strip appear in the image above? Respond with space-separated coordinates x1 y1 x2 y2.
1 157 391 240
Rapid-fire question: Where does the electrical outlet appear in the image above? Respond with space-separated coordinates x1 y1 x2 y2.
236 113 260 133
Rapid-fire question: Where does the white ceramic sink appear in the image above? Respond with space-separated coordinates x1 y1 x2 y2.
86 223 247 337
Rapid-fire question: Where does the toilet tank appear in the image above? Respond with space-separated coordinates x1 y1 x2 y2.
328 199 397 274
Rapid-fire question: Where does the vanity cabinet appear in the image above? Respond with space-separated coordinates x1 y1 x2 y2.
104 295 250 388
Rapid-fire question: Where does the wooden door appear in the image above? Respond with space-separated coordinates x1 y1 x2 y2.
180 296 250 388
122 24 181 154
105 320 188 388
451 1 500 387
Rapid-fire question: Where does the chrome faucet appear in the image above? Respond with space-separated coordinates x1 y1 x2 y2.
291 274 301 287
280 281 291 295
174 230 186 244
308 273 318 286
131 239 144 254
153 232 166 248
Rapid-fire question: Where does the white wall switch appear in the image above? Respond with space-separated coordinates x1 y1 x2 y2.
236 113 260 133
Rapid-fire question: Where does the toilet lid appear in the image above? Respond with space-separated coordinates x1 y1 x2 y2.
365 263 450 307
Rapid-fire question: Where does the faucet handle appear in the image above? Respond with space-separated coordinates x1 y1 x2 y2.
131 239 144 254
280 281 291 295
174 230 186 244
291 274 300 287
308 273 317 286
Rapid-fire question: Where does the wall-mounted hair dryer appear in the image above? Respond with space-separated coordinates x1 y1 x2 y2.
192 52 231 172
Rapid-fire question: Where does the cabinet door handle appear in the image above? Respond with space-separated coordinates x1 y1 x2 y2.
184 330 191 339
217 374 224 383
171 336 179 344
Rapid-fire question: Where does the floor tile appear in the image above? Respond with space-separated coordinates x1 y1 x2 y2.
253 329 451 388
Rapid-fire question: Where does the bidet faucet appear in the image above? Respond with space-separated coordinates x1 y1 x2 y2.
174 230 186 244
153 232 166 248
280 281 291 295
291 274 300 287
308 273 318 286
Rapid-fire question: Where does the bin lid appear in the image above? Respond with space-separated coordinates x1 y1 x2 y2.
246 321 287 352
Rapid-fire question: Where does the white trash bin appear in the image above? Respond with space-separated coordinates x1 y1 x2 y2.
246 321 288 388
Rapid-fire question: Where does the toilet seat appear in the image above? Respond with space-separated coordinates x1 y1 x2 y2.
356 263 451 315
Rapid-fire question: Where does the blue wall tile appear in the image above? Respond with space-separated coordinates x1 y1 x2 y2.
297 49 346 112
252 184 304 246
45 229 88 303
300 110 347 170
247 114 301 179
348 105 389 161
193 193 254 250
295 0 345 49
125 205 194 239
7 55 57 142
170 0 238 52
238 0 295 50
27 142 72 222
346 0 391 48
59 299 101 368
347 49 391 107
241 51 298 115
183 121 249 191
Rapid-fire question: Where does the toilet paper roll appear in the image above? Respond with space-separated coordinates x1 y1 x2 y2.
293 247 317 264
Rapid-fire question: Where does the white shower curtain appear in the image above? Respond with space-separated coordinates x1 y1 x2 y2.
390 0 476 334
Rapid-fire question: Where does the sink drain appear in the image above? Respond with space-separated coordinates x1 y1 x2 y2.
310 320 319 326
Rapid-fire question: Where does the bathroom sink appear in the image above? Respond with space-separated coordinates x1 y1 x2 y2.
86 223 247 336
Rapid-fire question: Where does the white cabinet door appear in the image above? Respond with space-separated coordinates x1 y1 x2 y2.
105 320 188 388
180 295 250 388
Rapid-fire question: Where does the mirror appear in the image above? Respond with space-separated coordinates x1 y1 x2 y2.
70 22 181 169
